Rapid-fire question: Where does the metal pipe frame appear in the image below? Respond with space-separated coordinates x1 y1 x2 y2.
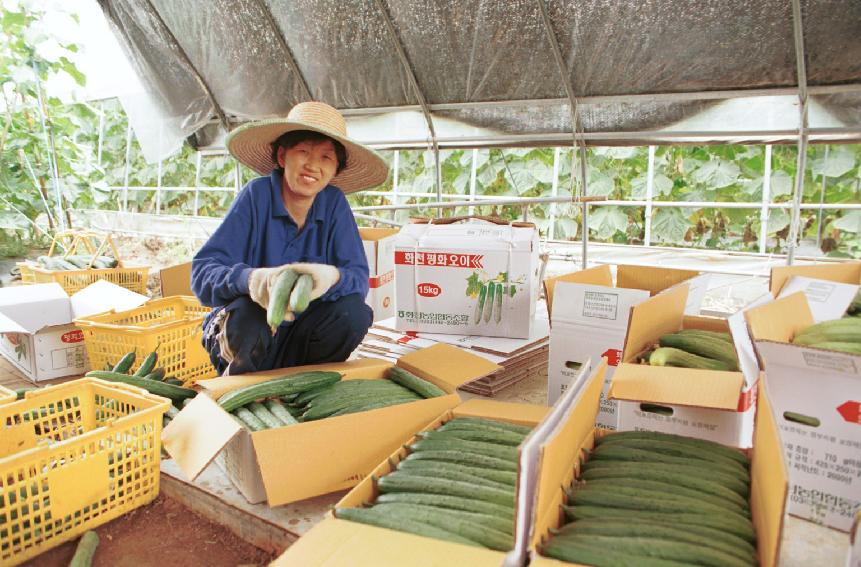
141 0 229 130
250 0 312 101
373 0 442 207
787 0 809 265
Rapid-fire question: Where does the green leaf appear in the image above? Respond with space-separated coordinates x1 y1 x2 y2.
692 160 740 188
586 171 614 197
769 170 793 197
589 206 627 240
651 208 691 243
556 218 579 239
767 208 790 234
811 149 855 178
832 211 861 234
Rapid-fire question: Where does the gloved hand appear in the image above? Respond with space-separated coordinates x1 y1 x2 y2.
288 263 341 301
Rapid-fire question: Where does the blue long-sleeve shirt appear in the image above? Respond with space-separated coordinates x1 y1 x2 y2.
191 170 369 310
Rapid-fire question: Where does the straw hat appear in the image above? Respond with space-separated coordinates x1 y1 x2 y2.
226 101 388 193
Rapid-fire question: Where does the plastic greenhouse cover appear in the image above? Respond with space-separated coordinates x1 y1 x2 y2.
96 0 861 163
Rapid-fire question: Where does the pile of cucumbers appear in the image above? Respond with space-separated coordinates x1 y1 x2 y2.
541 430 755 567
643 329 739 371
335 416 533 551
32 254 119 271
792 317 861 354
218 366 446 431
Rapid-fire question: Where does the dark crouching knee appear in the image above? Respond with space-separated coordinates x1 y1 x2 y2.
333 294 373 341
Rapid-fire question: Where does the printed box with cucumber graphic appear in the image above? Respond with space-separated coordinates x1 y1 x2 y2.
394 221 539 339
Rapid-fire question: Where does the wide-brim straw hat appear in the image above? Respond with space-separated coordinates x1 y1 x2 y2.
226 101 389 193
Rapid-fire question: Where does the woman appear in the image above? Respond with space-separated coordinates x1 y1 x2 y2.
192 101 388 375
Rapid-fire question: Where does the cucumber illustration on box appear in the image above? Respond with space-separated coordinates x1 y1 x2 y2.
467 271 521 325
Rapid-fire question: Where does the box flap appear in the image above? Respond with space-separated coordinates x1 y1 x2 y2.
397 343 502 390
616 264 699 295
197 358 388 399
358 227 400 242
453 398 549 426
551 280 650 329
751 380 788 567
727 293 774 390
160 261 193 297
745 292 814 344
609 363 744 410
621 284 688 363
778 276 857 323
770 261 861 296
270 516 503 567
70 280 149 319
0 312 30 334
253 394 458 506
543 265 612 319
531 361 605 550
162 394 242 481
0 282 71 332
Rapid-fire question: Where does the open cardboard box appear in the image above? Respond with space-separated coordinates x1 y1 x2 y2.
360 227 399 322
162 343 501 506
746 291 861 531
545 264 711 427
769 261 861 297
529 360 788 567
609 283 761 447
270 398 550 567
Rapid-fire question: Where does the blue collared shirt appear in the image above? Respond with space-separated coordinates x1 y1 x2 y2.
191 170 369 309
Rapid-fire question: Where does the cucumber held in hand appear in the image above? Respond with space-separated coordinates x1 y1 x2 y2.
289 274 314 314
267 268 299 332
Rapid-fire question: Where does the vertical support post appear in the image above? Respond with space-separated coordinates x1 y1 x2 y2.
548 147 561 240
434 145 443 217
759 145 773 253
193 152 202 216
787 0 809 265
815 145 829 249
578 145 589 268
33 65 65 231
156 159 163 215
96 109 105 167
644 145 656 246
391 150 400 220
234 161 242 193
469 149 478 217
122 122 132 213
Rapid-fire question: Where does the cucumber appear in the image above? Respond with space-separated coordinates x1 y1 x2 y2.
592 437 750 472
540 539 691 567
672 329 733 343
377 472 514 507
264 399 298 425
410 436 518 462
474 283 488 324
494 282 503 324
386 366 446 398
247 401 283 429
396 458 517 486
545 534 752 567
370 502 513 535
373 492 514 521
133 348 159 377
581 460 749 496
553 519 756 563
165 378 184 386
578 478 748 516
659 332 739 371
483 281 495 323
69 530 99 567
217 371 341 412
64 255 91 269
804 341 861 355
648 347 732 371
308 382 417 409
328 398 417 417
143 368 167 381
288 274 314 314
334 507 480 548
14 387 36 400
267 268 299 332
595 430 750 467
588 445 749 479
440 416 532 436
402 450 517 472
793 317 861 345
234 407 266 431
580 467 749 509
394 461 513 490
303 393 419 420
291 383 336 406
366 503 512 550
420 427 524 447
112 351 136 374
85 370 196 404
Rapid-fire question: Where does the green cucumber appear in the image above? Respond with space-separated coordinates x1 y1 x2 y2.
267 268 299 331
247 402 283 429
85 370 195 404
581 461 749 496
393 461 513 491
234 407 266 431
370 502 513 535
217 371 341 412
112 351 136 373
402 450 517 472
592 437 749 472
483 281 495 323
649 346 732 371
264 398 298 425
421 427 524 447
374 492 514 521
143 368 166 381
494 282 503 323
69 530 99 567
328 398 417 417
386 366 446 398
334 507 480 548
588 445 748 478
595 430 750 467
409 437 518 462
659 331 739 371
288 274 314 314
396 458 517 486
474 284 488 324
540 539 691 567
377 472 514 507
545 534 752 567
303 393 419 421
367 503 512 550
440 417 532 436
578 478 748 516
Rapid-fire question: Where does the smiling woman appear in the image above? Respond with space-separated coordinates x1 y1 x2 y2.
190 101 389 376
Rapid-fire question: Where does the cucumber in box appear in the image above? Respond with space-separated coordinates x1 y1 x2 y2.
394 219 539 339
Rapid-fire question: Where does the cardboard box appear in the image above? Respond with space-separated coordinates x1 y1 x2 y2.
769 261 861 297
545 264 711 427
394 220 539 339
162 343 501 506
0 281 148 382
360 227 399 322
270 398 550 567
746 290 861 531
160 261 192 297
529 360 788 567
608 283 760 447
850 511 861 567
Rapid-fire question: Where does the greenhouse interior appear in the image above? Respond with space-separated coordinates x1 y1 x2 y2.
0 1 859 566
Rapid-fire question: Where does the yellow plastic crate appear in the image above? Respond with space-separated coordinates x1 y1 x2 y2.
74 296 216 385
16 262 150 295
0 378 170 565
0 386 15 406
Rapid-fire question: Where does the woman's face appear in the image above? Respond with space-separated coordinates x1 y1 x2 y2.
277 138 339 199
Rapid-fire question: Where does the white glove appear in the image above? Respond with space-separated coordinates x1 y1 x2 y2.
289 263 341 300
248 264 294 311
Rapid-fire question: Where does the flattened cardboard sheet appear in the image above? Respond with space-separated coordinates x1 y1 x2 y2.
397 343 502 390
162 394 241 480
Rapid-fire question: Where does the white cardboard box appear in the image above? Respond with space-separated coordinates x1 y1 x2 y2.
747 284 861 531
360 228 398 322
0 281 148 382
394 221 539 339
545 264 710 428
